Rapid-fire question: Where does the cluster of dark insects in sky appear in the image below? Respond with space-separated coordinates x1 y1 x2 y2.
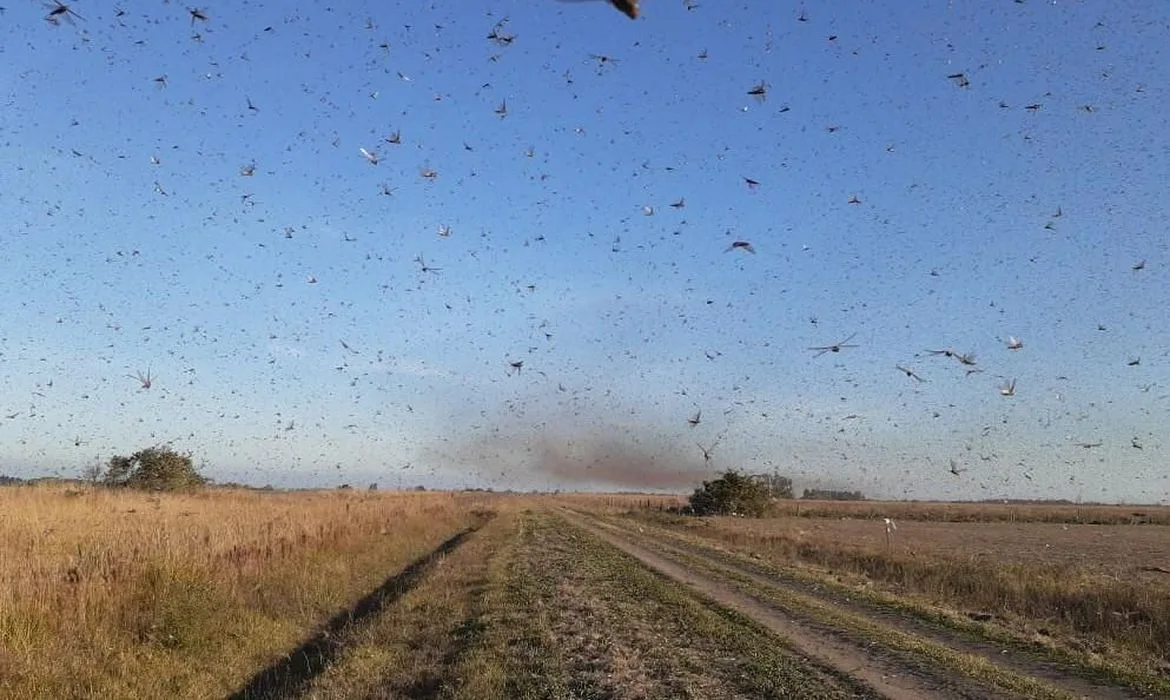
10 0 1162 494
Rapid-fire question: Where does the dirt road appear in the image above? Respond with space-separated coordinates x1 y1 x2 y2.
559 509 1150 700
257 506 1155 699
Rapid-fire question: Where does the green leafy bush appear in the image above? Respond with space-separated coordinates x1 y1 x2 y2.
103 445 206 492
687 469 775 517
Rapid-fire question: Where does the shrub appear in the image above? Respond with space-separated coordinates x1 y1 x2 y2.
103 445 206 492
687 469 774 517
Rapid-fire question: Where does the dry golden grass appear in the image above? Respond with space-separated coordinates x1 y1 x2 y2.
0 483 495 699
8 483 1166 698
301 509 521 699
550 492 685 514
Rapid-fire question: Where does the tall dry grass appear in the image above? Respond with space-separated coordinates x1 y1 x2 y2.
551 492 686 514
0 483 494 699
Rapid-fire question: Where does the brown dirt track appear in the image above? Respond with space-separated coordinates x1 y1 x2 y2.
558 508 1160 700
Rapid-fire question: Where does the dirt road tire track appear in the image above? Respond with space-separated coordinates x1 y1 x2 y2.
561 509 1158 700
513 509 882 699
558 510 983 700
584 512 1149 700
228 519 489 700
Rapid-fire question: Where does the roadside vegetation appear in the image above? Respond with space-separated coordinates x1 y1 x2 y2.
0 482 492 699
4 480 1166 698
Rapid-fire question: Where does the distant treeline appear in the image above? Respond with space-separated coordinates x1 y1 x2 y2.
975 498 1078 505
752 472 794 499
801 488 866 501
748 473 868 502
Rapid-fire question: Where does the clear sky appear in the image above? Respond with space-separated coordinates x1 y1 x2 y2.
1 0 1167 502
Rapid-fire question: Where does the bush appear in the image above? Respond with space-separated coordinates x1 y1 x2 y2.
687 469 775 517
103 445 206 492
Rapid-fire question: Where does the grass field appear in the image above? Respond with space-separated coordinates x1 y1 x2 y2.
0 484 494 698
1 485 1167 699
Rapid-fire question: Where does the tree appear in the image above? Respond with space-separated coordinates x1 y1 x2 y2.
757 471 794 499
687 469 775 517
81 461 103 485
103 445 206 491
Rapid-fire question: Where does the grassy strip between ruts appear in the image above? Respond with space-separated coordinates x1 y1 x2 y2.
587 514 1137 700
300 508 517 699
451 508 572 700
600 510 1170 699
303 507 584 699
330 508 882 699
472 509 880 700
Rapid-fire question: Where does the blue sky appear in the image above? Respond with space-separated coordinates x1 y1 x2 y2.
1 0 1167 502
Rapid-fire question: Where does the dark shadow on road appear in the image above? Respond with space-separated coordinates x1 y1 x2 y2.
227 517 490 700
